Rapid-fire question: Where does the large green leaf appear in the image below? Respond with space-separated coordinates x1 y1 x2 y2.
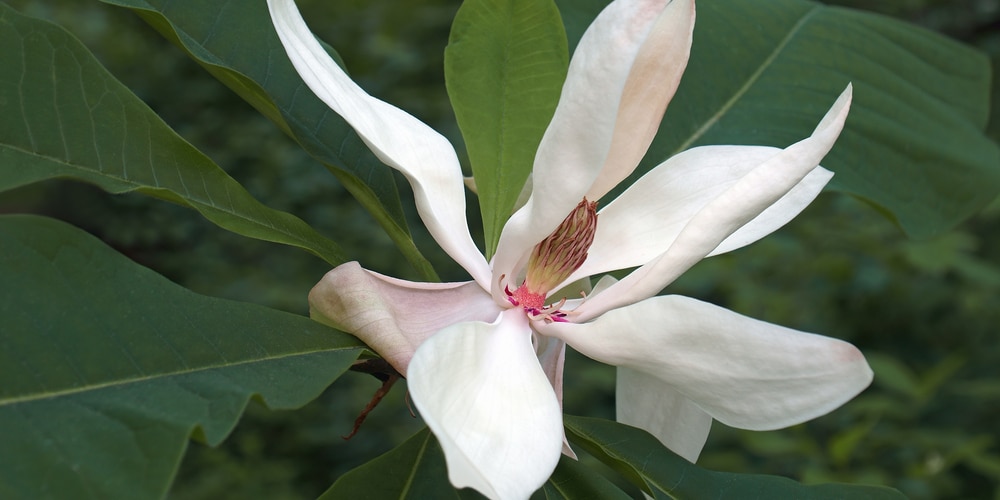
564 416 907 499
0 214 365 500
557 0 1000 239
99 0 438 280
0 4 346 266
445 0 568 258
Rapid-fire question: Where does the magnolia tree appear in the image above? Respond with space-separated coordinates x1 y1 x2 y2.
1 0 998 499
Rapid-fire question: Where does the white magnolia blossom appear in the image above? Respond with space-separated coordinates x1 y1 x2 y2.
268 0 874 498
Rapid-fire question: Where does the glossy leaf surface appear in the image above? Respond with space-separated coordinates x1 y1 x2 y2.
0 215 364 499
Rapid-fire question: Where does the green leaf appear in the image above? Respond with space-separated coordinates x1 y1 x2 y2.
534 454 633 500
446 0 568 258
564 415 908 499
0 214 364 500
557 0 1000 239
319 427 472 500
0 4 347 267
98 0 438 280
325 425 632 500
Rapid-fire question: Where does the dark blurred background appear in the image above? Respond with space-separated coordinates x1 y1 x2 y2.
3 0 1000 498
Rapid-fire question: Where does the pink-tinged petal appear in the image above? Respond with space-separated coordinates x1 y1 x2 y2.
540 295 873 431
535 334 576 458
491 0 685 299
267 0 490 287
616 367 712 463
408 309 564 500
574 85 853 321
587 0 696 200
536 335 567 411
565 146 833 284
308 262 501 375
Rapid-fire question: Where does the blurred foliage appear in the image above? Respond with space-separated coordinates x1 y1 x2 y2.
2 0 1000 499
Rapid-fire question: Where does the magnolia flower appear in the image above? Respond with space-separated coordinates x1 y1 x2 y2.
268 0 874 498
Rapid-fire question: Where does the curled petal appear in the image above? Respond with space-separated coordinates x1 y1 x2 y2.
539 295 873 430
565 146 833 284
574 84 853 320
616 367 712 463
308 262 501 375
492 0 687 299
408 309 564 500
268 0 490 287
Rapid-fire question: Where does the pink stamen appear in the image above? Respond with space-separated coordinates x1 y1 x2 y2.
504 282 574 323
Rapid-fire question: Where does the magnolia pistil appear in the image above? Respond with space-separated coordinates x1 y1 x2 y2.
505 198 597 321
524 198 598 295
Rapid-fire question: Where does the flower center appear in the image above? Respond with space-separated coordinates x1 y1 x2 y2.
504 198 598 322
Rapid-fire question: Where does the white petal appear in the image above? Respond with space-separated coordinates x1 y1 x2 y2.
586 0 696 200
408 309 564 500
616 367 712 463
574 85 853 320
540 295 873 430
267 0 490 287
308 262 501 375
566 146 833 283
491 0 689 299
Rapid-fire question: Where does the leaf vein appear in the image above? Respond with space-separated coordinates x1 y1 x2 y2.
0 347 360 408
671 5 822 155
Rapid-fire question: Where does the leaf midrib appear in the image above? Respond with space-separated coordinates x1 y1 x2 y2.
1 142 335 255
0 345 361 408
670 5 821 156
398 430 434 499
